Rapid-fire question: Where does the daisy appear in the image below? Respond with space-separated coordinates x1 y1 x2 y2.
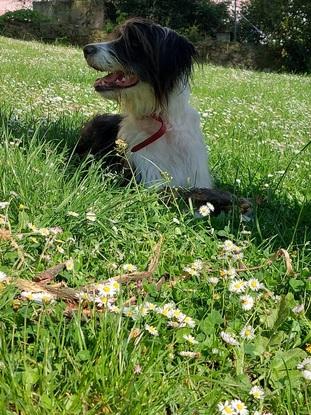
97 284 116 297
183 334 199 344
217 401 235 415
249 385 265 400
220 268 237 279
209 277 219 285
220 331 239 346
240 295 255 311
222 240 238 252
145 324 159 336
248 278 264 291
0 202 9 209
229 279 247 294
0 271 8 283
183 266 200 277
297 357 311 380
292 304 304 314
240 325 255 340
231 399 248 415
182 316 196 328
199 202 215 216
122 263 138 273
192 259 204 271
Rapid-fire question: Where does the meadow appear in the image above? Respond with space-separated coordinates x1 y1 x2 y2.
0 36 310 415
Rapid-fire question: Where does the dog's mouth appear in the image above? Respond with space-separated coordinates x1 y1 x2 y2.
94 71 139 91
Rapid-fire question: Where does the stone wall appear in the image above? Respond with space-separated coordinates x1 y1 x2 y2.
33 0 104 35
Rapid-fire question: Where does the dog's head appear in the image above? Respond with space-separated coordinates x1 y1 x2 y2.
83 18 197 114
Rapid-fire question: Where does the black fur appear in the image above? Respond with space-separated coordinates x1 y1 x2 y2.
108 18 198 107
75 114 125 169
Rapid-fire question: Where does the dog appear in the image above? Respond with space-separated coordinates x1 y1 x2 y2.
78 18 213 189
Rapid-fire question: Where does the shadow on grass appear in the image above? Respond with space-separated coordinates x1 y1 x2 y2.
1 108 310 248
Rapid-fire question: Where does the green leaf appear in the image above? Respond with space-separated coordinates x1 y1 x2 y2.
199 310 223 334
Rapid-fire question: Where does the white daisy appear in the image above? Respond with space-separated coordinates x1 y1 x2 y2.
183 334 199 344
240 325 255 340
297 357 311 380
249 385 265 400
145 324 159 336
240 295 255 311
248 278 264 291
231 399 248 414
292 304 304 314
0 271 8 283
209 277 219 285
199 202 215 216
217 401 235 415
122 263 138 273
220 331 239 346
229 279 247 294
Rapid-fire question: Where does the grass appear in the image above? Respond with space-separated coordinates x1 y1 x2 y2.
0 35 310 414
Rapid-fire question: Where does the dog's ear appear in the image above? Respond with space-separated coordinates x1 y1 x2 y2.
156 30 198 100
113 18 198 107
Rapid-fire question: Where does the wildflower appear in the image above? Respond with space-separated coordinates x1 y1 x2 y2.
76 292 91 302
183 266 199 277
30 292 55 304
297 357 311 380
129 328 142 340
123 307 138 320
229 279 247 294
240 325 255 340
0 202 9 209
86 211 96 222
220 268 237 279
122 263 138 273
134 364 142 374
305 344 311 354
292 304 304 314
209 277 219 285
179 351 200 358
115 138 128 152
65 259 74 271
183 334 199 344
181 315 196 328
240 295 255 311
157 303 175 318
249 385 265 400
220 331 239 346
192 259 204 271
67 211 79 217
199 202 215 216
97 283 117 297
0 271 8 283
248 278 264 291
231 399 248 414
217 401 235 415
145 324 159 336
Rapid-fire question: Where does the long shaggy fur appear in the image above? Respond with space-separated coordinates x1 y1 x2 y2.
77 18 213 189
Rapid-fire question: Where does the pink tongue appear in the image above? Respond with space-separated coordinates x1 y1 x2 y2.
94 71 138 88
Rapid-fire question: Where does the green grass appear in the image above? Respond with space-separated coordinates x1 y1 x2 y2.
0 36 310 414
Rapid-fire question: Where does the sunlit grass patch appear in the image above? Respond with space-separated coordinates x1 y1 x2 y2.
0 35 310 414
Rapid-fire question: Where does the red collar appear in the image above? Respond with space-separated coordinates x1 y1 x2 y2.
131 115 167 152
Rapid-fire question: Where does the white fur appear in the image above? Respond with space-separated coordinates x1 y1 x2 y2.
85 40 213 189
120 86 213 189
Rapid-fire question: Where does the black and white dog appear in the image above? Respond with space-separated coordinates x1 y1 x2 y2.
77 18 213 189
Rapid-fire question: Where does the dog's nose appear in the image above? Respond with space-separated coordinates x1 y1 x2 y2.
83 45 97 57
